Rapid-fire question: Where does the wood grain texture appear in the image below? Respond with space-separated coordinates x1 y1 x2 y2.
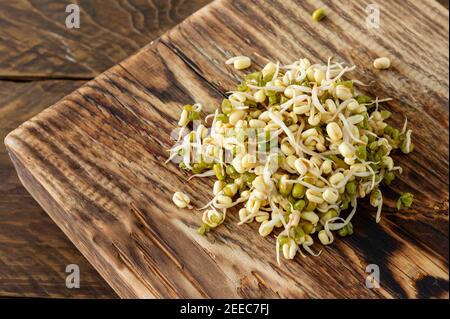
0 0 211 298
0 80 117 298
4 0 449 298
0 0 211 80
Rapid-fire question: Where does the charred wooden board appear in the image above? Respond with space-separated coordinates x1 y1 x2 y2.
0 80 117 298
0 0 211 298
4 0 449 298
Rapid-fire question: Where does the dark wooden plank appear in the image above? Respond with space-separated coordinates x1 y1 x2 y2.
0 0 212 298
438 0 449 9
0 80 117 298
4 0 449 298
0 0 211 79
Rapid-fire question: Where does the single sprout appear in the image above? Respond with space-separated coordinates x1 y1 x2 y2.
292 183 306 198
345 181 357 195
294 226 305 243
318 230 331 245
226 165 240 179
373 57 391 69
383 171 395 185
216 113 228 123
304 198 316 211
221 99 233 114
370 189 382 206
320 209 338 225
338 222 353 237
356 95 372 104
278 175 293 196
168 55 414 263
245 71 260 82
339 80 354 89
226 56 251 70
213 163 226 181
197 223 210 235
172 191 191 209
380 110 392 120
396 192 414 210
400 130 414 154
223 183 238 197
355 145 367 161
312 8 326 22
202 209 224 228
341 199 350 210
294 199 306 211
335 85 353 100
281 236 299 259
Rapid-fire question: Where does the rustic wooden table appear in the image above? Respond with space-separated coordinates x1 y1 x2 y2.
0 0 211 298
0 0 448 299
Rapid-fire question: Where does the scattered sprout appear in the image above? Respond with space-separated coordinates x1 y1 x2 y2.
172 191 191 209
226 56 252 70
337 222 353 237
373 57 391 70
312 8 326 22
396 192 414 210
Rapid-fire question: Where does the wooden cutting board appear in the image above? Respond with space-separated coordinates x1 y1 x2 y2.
4 0 449 298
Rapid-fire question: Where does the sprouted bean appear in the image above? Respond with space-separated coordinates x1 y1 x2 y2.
168 56 414 263
172 191 192 209
373 57 391 70
396 192 414 210
226 56 252 70
312 8 326 22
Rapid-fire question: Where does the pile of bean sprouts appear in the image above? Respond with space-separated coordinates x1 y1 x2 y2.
168 56 413 263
